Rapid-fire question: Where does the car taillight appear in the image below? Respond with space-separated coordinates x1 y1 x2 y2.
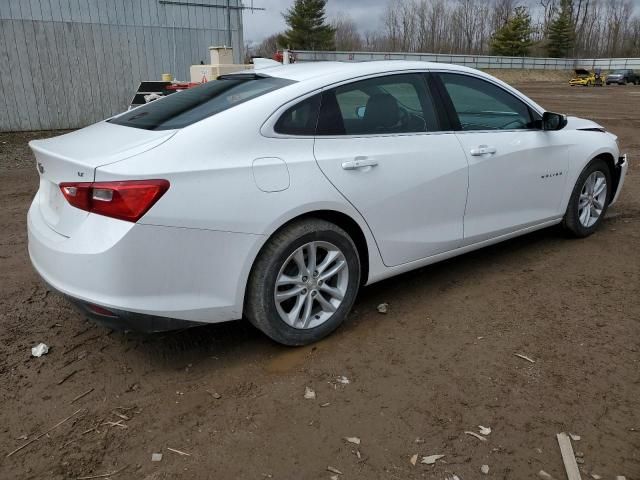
59 180 169 222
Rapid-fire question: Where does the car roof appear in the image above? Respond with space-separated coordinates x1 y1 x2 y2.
259 61 545 113
222 60 546 117
253 60 480 83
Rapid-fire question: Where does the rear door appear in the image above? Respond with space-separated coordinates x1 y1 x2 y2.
434 72 569 244
313 72 469 267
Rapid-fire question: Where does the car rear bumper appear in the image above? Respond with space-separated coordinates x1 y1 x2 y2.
28 196 263 329
42 279 204 332
610 154 629 206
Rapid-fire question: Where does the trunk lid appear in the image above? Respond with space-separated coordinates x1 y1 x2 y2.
30 122 176 237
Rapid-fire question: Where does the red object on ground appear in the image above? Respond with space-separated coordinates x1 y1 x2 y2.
165 82 201 91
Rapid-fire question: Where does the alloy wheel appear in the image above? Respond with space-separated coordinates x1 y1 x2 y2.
274 241 349 329
578 171 607 228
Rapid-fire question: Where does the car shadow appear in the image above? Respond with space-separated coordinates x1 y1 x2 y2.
116 224 575 368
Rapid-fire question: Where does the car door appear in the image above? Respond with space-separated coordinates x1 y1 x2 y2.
313 72 469 267
434 72 570 244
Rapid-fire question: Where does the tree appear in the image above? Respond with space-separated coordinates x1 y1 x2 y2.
546 0 575 57
490 6 534 56
255 33 281 59
333 16 362 51
278 0 335 50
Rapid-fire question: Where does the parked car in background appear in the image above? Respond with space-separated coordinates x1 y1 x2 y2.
28 61 628 346
606 69 639 85
569 68 603 87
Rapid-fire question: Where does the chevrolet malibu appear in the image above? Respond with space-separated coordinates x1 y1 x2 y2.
28 61 628 345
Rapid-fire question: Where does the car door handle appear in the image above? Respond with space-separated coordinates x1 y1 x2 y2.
470 145 497 156
341 158 379 170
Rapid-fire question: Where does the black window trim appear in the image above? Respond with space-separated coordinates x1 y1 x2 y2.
109 75 296 131
260 88 325 139
431 70 544 134
262 69 458 139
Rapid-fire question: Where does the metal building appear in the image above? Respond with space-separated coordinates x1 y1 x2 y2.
0 0 244 132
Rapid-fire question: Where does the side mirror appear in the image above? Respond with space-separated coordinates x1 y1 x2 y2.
356 106 366 119
542 111 568 131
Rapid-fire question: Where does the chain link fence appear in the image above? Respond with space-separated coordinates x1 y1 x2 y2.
292 50 640 71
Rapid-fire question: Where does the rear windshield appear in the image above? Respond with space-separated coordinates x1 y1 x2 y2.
109 75 294 130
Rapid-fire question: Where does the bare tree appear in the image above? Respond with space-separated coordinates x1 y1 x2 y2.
371 0 639 57
333 15 363 51
492 0 517 31
253 33 280 59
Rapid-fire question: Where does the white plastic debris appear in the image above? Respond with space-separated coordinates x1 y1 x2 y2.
330 476 339 480
569 433 581 441
304 386 316 400
538 470 553 480
410 454 418 466
479 425 492 436
344 437 361 445
151 453 163 462
327 466 342 475
377 303 389 314
465 431 488 442
421 454 445 465
31 343 49 357
336 376 350 385
591 475 602 480
144 92 163 103
481 464 490 475
515 353 536 363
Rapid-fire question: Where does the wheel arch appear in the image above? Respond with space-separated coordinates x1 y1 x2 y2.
561 145 618 215
239 208 376 322
591 151 620 196
252 209 371 287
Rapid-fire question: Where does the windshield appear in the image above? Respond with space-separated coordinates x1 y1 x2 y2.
109 76 294 130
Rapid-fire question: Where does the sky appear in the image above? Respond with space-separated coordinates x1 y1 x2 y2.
242 0 640 45
242 0 388 44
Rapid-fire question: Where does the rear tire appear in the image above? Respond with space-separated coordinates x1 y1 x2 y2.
245 219 361 346
562 159 612 238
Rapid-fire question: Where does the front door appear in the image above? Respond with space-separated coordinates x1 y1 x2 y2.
435 72 569 244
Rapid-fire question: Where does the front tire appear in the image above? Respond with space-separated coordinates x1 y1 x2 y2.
245 219 361 346
562 159 612 238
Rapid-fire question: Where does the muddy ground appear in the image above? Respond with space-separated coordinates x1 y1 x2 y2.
0 83 638 480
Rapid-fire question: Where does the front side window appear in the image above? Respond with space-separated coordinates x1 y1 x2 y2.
109 75 294 130
317 73 440 136
439 73 536 131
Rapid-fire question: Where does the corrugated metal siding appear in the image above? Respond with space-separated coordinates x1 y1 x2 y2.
0 0 244 131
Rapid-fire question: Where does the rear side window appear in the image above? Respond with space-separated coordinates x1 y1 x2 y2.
274 94 321 135
109 76 294 130
317 73 440 136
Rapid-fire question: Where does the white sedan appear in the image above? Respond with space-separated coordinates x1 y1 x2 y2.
28 61 628 345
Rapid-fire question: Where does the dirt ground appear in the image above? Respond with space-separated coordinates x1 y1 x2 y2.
1 83 638 480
